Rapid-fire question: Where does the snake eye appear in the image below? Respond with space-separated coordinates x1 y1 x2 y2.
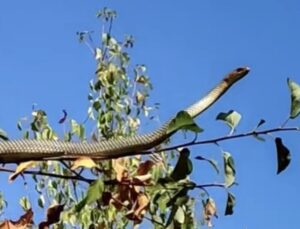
236 67 245 72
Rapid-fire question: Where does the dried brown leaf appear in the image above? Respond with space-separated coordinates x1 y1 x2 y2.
136 160 154 175
203 198 217 228
0 209 34 229
38 204 64 228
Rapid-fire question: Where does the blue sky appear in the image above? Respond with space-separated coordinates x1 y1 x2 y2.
0 0 300 228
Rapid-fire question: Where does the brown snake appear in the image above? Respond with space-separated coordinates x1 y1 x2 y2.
0 67 249 163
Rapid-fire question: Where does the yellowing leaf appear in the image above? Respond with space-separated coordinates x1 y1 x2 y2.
95 48 103 60
136 91 145 104
216 110 241 134
71 157 98 170
9 161 37 181
174 206 185 224
112 158 128 181
287 78 300 119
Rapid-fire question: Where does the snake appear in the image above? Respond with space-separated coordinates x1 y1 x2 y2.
0 67 250 163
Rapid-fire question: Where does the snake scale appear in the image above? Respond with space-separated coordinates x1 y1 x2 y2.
0 67 250 163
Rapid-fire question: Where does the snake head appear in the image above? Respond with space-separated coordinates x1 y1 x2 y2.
224 67 250 84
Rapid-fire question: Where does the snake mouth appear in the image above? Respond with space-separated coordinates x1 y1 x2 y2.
236 66 250 74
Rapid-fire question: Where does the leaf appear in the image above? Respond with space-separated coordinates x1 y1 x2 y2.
253 134 266 142
58 109 67 124
287 78 300 119
255 119 266 129
39 204 65 228
275 137 291 174
0 209 33 229
75 179 104 212
136 160 155 175
112 158 128 181
170 148 193 181
19 197 31 211
203 198 217 228
174 206 185 224
38 195 45 208
165 190 189 228
17 121 23 131
0 129 9 141
71 157 98 170
70 119 85 140
225 192 236 215
195 156 219 174
167 111 203 135
95 48 103 60
9 161 37 181
216 110 241 134
134 193 149 220
135 91 145 104
223 152 236 187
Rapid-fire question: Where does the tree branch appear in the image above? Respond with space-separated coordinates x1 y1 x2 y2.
0 167 94 183
152 126 300 154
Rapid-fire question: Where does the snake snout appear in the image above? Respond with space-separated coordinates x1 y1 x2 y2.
236 66 250 74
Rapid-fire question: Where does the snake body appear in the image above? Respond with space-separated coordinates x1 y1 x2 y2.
0 67 249 163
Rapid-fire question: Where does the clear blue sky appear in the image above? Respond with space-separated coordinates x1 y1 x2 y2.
0 0 300 228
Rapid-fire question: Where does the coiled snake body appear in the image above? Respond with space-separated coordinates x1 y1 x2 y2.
0 67 250 163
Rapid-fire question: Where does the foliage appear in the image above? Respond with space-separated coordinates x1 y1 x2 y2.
0 7 300 229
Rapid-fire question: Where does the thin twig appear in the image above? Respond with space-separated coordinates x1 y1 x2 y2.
154 126 300 154
0 167 93 183
194 183 226 189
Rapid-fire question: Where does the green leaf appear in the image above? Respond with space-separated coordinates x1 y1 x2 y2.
195 156 219 174
0 129 9 141
170 148 193 181
93 100 101 111
255 119 266 129
225 192 236 215
216 110 241 134
165 188 189 227
75 179 104 212
19 197 31 211
17 121 22 131
167 111 203 135
38 195 45 208
253 134 266 142
287 78 300 119
70 119 85 140
275 137 291 174
223 152 236 187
